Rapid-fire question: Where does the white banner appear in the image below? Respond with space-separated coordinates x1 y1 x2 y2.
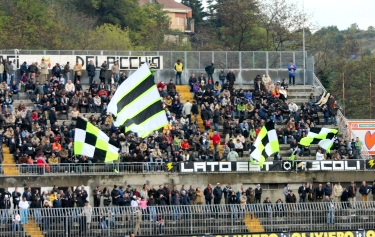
0 55 163 70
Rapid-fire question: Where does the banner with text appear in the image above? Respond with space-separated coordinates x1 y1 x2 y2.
348 121 375 155
0 55 163 70
166 160 365 172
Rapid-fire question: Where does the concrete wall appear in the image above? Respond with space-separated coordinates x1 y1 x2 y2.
2 171 371 203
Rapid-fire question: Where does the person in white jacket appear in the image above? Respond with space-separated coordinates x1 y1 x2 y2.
316 149 325 161
18 197 29 224
12 211 21 231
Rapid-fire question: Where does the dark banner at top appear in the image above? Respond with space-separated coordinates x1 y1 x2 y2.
165 160 365 173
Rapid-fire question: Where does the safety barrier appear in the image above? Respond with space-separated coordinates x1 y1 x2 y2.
2 202 375 236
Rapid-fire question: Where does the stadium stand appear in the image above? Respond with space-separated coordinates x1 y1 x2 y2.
0 57 369 237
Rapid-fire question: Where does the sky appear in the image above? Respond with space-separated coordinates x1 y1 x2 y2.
176 0 375 31
301 0 375 30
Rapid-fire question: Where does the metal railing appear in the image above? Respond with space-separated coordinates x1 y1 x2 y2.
0 160 372 176
2 202 375 236
313 73 371 159
0 50 305 70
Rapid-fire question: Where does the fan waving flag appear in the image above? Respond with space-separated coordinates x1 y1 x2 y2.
74 117 119 162
107 63 168 138
318 136 337 153
299 127 338 147
250 121 280 167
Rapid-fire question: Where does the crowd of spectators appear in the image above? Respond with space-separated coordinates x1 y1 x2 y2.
0 58 364 174
1 180 375 229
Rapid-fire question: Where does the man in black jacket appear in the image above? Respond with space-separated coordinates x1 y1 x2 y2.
213 183 223 204
255 184 262 203
315 184 324 202
86 60 96 84
111 185 120 206
12 187 22 209
0 194 11 224
298 183 307 203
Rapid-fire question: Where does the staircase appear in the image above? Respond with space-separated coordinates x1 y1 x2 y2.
23 219 44 237
176 85 223 156
243 212 265 233
2 144 19 176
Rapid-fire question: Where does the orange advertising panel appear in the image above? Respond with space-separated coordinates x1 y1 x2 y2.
348 121 375 155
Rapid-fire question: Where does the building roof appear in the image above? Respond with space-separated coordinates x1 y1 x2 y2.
156 0 191 10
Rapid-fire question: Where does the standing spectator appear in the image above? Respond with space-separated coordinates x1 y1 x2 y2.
315 184 324 202
93 186 102 207
86 60 96 84
111 185 120 207
354 137 363 159
341 188 349 209
326 196 335 225
298 183 307 203
205 63 215 80
99 61 108 84
288 61 297 85
19 196 29 224
188 185 196 205
1 194 11 224
0 59 4 83
283 184 290 202
12 187 22 209
174 59 183 85
64 62 70 82
359 181 370 207
218 68 226 87
213 183 223 204
324 182 332 199
203 184 213 205
111 61 120 82
333 182 343 205
5 60 14 85
348 182 357 208
226 70 235 85
307 183 315 202
39 59 48 82
82 201 93 230
73 61 82 83
255 184 262 203
12 211 21 232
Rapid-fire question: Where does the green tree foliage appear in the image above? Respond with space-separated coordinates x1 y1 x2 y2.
181 0 207 27
215 0 264 51
74 0 139 27
128 3 170 50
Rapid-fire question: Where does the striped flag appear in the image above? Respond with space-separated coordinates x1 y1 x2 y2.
250 121 280 167
107 63 168 138
318 136 337 153
74 117 119 162
299 127 338 147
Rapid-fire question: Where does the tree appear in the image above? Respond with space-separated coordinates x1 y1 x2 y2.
128 3 170 50
215 0 264 51
259 0 313 51
181 0 207 28
74 0 139 27
85 24 133 50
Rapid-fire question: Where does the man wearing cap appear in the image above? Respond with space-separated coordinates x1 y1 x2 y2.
213 183 223 205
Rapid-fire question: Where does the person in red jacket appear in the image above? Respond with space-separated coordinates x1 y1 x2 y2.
157 81 166 90
210 131 221 153
181 139 190 150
